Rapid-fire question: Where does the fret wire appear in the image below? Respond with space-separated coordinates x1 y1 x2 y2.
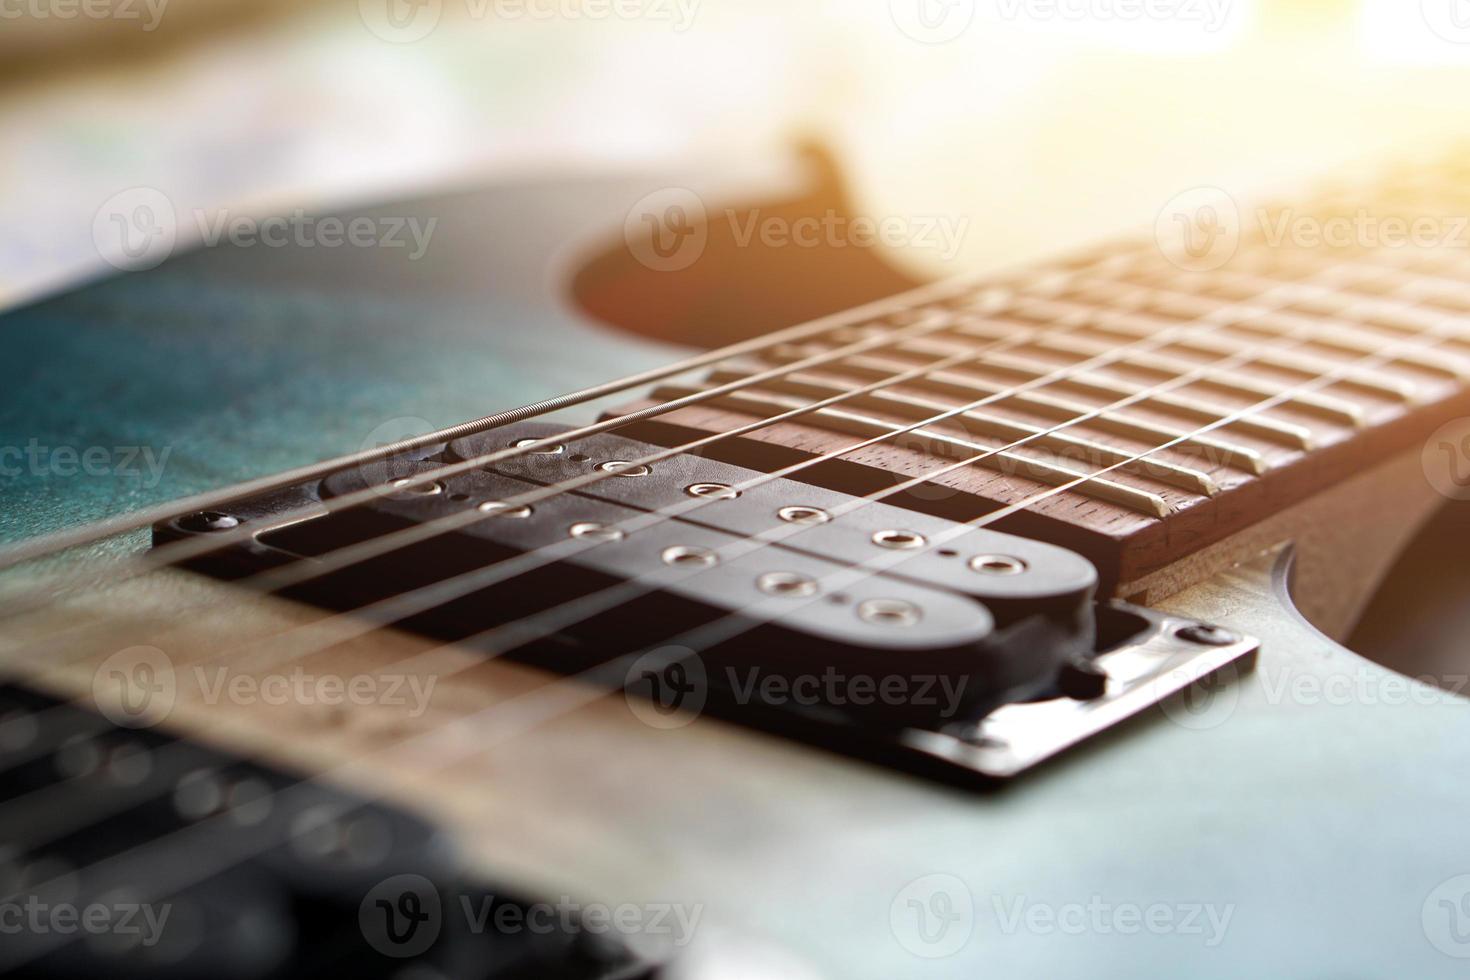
753 350 1268 474
1011 330 1373 424
1077 319 1418 402
653 383 1172 515
702 367 1220 495
867 336 1318 449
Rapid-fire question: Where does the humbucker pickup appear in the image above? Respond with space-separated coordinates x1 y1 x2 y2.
154 423 1258 783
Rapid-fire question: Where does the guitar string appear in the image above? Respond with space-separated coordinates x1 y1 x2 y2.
0 248 1385 750
1 286 1459 970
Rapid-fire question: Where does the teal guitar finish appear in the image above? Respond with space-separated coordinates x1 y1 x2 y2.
0 177 686 546
3 177 1469 980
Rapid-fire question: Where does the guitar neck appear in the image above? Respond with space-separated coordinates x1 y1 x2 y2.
618 184 1470 595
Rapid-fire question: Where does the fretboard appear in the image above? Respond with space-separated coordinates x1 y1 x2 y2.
615 162 1470 591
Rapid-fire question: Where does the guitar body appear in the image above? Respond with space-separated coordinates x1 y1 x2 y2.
3 164 1468 978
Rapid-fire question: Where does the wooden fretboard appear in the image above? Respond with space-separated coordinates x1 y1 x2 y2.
615 157 1470 590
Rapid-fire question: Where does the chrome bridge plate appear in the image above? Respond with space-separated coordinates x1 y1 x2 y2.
906 606 1258 781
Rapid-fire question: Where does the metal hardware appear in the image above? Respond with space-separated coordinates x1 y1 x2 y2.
569 521 625 541
777 505 831 525
597 460 652 477
757 571 819 597
686 482 740 500
969 554 1027 575
389 478 443 497
662 545 718 568
1176 623 1242 646
857 598 921 626
479 501 533 519
872 529 926 550
178 511 240 532
512 438 565 455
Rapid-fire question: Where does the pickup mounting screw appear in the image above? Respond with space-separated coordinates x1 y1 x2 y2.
778 505 830 525
858 598 921 627
389 478 443 497
758 572 818 597
569 521 623 541
512 439 565 455
662 545 717 568
872 529 926 550
686 483 740 500
480 501 533 519
179 511 240 532
1176 624 1241 646
969 554 1027 575
597 461 651 477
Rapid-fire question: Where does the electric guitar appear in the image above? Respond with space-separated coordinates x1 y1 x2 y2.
3 143 1470 980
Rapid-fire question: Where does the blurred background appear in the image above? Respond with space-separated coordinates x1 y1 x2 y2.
5 0 1470 310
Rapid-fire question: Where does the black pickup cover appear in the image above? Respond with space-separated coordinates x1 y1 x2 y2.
151 422 1257 784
